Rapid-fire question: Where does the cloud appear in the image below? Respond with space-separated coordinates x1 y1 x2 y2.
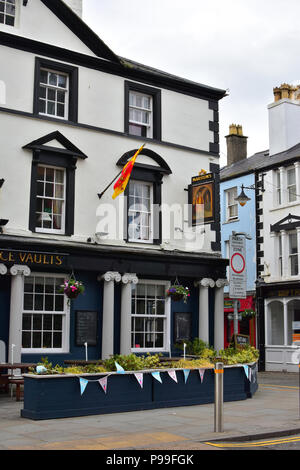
83 0 300 166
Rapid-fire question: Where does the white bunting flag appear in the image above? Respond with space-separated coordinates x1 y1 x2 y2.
99 376 108 394
134 373 144 389
183 369 190 384
168 370 178 383
152 371 162 383
243 365 250 380
79 378 89 396
199 369 205 384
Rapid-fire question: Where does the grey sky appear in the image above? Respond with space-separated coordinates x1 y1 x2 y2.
83 0 300 167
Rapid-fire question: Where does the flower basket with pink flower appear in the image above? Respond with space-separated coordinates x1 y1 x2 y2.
60 277 85 302
166 284 190 303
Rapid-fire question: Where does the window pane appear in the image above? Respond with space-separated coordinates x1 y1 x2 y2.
22 315 32 331
22 332 31 349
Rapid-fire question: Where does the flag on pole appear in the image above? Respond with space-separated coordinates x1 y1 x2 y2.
112 144 145 200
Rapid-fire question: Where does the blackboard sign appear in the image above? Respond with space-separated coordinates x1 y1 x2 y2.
174 312 192 343
75 311 98 347
231 334 250 348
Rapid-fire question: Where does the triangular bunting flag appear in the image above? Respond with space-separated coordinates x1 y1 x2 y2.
115 362 125 374
98 376 108 394
183 369 190 384
199 369 205 384
248 367 252 382
243 365 249 380
79 378 89 396
168 370 178 383
152 371 162 383
134 373 144 389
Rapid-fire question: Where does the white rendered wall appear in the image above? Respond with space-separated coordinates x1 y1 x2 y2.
268 100 300 156
63 0 83 18
0 0 96 57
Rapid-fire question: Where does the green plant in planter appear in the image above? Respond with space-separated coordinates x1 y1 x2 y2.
241 309 256 319
103 354 163 372
167 285 190 303
175 338 216 359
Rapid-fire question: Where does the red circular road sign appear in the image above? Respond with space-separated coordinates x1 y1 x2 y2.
231 253 246 274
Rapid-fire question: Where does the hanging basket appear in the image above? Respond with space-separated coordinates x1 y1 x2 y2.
166 281 190 304
60 276 85 302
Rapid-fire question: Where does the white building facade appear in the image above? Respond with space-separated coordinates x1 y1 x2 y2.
0 0 228 365
256 84 300 371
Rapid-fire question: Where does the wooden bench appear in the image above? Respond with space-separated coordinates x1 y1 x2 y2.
8 378 24 402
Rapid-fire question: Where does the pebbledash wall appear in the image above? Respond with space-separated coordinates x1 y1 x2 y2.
0 0 228 366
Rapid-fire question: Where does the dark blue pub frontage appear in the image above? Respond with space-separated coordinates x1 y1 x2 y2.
0 236 228 366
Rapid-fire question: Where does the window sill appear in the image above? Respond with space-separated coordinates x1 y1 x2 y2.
270 201 300 212
222 219 240 225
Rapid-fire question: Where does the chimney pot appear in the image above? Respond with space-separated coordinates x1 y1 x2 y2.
226 124 248 166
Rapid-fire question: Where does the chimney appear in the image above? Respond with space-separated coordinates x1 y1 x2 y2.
269 83 300 156
63 0 83 18
226 124 248 166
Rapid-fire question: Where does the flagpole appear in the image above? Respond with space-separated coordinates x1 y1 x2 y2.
97 169 123 199
98 144 146 200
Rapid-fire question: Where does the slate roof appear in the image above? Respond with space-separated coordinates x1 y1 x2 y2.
220 143 300 181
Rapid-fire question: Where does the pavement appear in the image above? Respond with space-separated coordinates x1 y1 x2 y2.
0 371 300 451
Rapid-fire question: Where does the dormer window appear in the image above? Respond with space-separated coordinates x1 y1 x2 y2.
0 0 16 26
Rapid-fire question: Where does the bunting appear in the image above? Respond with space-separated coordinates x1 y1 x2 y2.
134 373 144 389
183 369 190 384
243 365 250 380
151 371 162 383
115 362 125 374
199 369 205 384
99 376 108 394
79 378 89 396
168 370 178 383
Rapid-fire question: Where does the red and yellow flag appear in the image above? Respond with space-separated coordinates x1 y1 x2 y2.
112 144 145 200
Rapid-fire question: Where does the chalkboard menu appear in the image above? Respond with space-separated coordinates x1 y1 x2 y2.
75 311 98 346
231 334 250 348
174 312 192 343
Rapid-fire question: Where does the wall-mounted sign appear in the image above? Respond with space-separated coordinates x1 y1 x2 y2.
231 334 250 348
229 235 247 299
0 249 67 267
189 173 215 226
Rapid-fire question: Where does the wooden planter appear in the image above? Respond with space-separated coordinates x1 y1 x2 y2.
21 363 258 421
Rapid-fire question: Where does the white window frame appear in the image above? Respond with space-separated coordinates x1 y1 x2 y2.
129 90 153 138
35 164 66 235
287 166 297 204
225 187 238 221
276 170 282 206
0 0 19 28
128 180 154 244
21 273 70 355
289 231 299 277
38 68 69 120
131 279 171 354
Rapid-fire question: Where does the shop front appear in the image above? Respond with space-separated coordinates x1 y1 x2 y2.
257 282 300 372
0 237 228 366
224 296 257 349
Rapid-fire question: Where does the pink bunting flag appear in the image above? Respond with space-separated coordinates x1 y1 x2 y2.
199 369 205 383
134 373 144 389
98 376 108 394
168 370 178 383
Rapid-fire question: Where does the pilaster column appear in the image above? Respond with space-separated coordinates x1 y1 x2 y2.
297 228 300 277
214 279 229 352
270 232 278 279
281 230 289 278
9 265 31 364
279 167 287 205
120 274 138 355
0 264 7 275
295 162 300 203
196 279 215 344
98 272 121 360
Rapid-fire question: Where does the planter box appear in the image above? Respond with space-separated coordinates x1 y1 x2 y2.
21 364 258 421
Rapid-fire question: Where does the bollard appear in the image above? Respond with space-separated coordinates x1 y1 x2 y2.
214 362 224 433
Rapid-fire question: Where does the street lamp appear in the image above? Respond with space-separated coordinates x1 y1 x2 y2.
235 174 266 207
